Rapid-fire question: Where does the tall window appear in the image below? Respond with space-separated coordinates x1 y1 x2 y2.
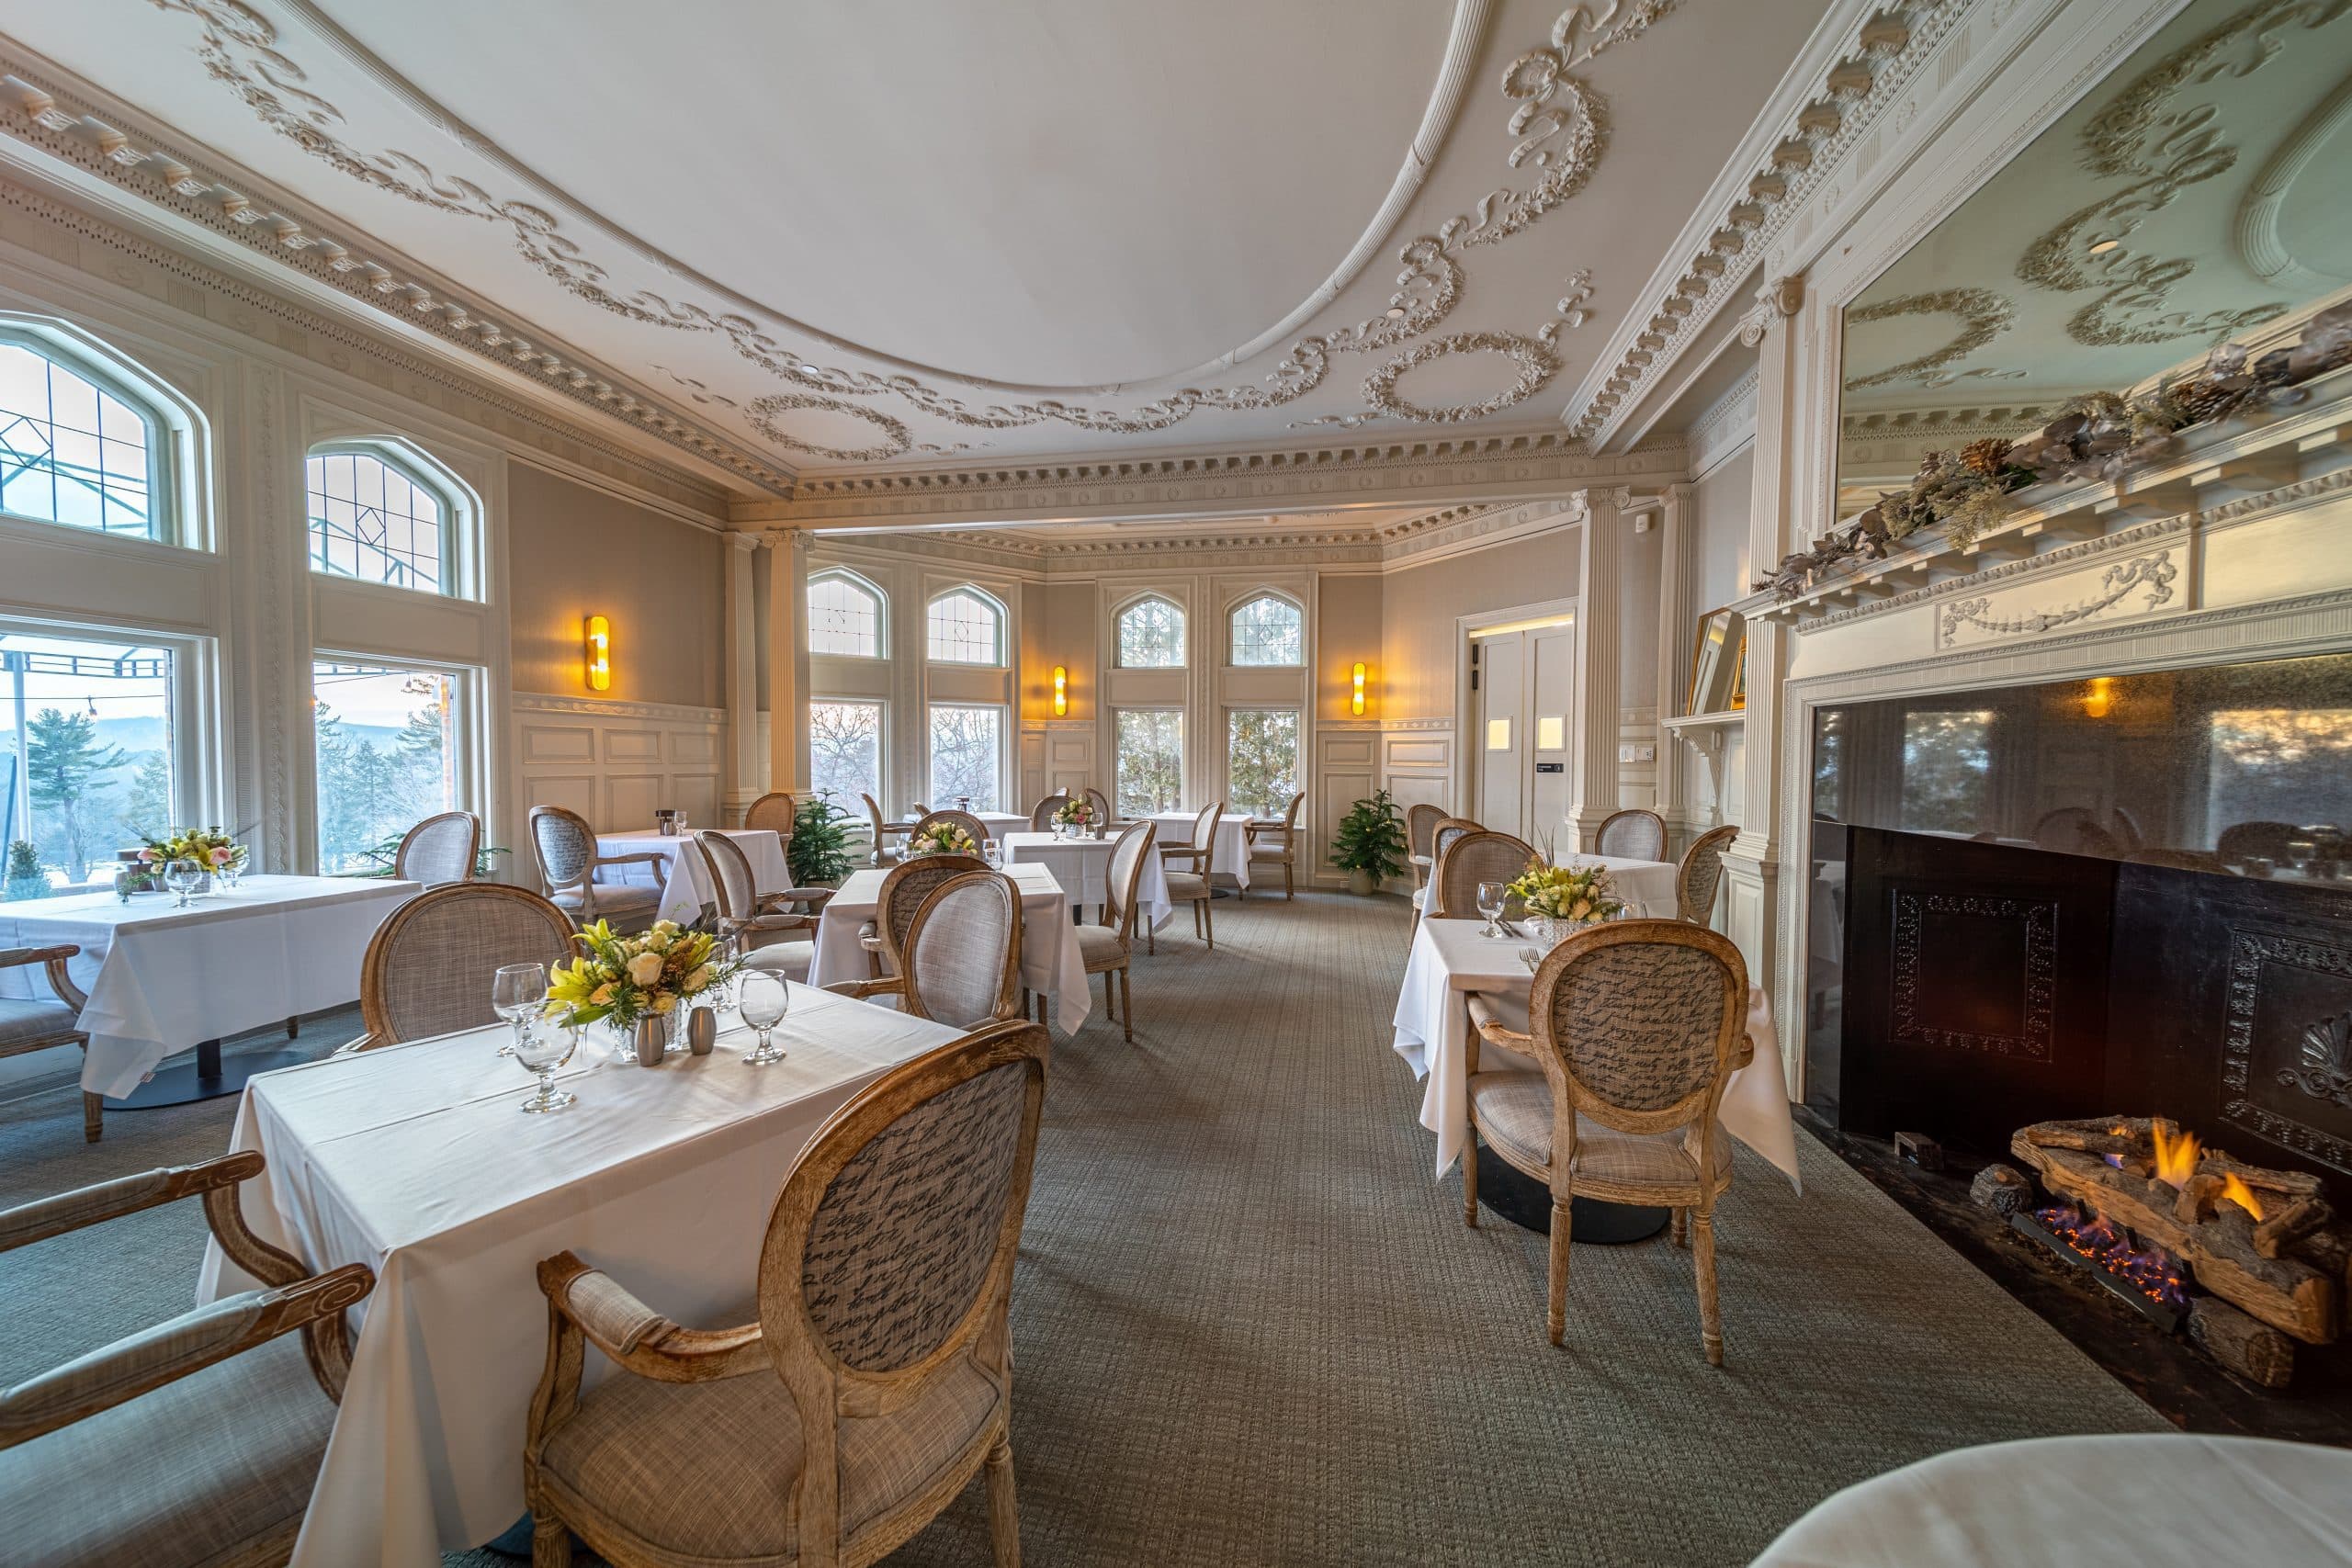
1115 595 1185 668
1227 710 1300 818
1229 594 1303 666
808 570 883 657
810 699 885 809
312 660 459 874
0 336 162 540
305 444 455 595
1115 709 1183 817
926 588 1004 665
929 705 1004 811
1 629 176 893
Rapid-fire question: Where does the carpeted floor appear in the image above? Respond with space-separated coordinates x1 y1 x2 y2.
0 890 2165 1566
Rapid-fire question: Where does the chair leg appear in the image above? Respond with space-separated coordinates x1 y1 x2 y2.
531 1511 573 1567
81 1090 103 1144
1284 861 1295 899
1693 1210 1724 1367
1462 1126 1479 1228
1119 966 1134 1044
1546 1196 1572 1347
1670 1207 1689 1248
984 1435 1022 1568
286 1014 300 1039
1203 896 1214 948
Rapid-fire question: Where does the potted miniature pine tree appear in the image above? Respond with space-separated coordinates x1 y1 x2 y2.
1329 789 1408 896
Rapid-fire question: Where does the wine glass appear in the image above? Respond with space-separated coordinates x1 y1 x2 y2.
217 856 242 892
514 1018 579 1114
739 972 788 1066
164 857 205 908
491 963 548 1059
1476 881 1509 939
982 839 1003 869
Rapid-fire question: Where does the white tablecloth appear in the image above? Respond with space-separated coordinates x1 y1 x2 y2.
998 830 1174 931
594 829 788 925
0 875 420 1098
1148 810 1254 888
807 861 1091 1034
195 988 966 1568
971 811 1029 838
1753 1435 2352 1567
1391 915 1800 1190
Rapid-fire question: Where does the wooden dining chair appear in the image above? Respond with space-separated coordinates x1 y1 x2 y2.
827 871 1023 1029
910 807 991 847
861 853 989 979
861 792 908 867
1430 828 1534 918
1675 823 1739 925
1029 793 1074 831
529 806 667 933
393 809 481 887
697 830 831 984
356 883 579 1050
0 1151 376 1566
525 1019 1049 1568
1076 821 1156 1043
1594 808 1668 862
1243 792 1306 900
742 791 797 836
0 942 96 1142
1463 920 1749 1362
1159 800 1222 946
1411 816 1481 928
1082 786 1114 827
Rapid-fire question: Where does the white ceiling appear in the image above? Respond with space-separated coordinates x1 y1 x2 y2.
0 0 1833 487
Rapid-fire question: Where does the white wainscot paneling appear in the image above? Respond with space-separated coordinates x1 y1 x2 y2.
513 694 727 835
1044 726 1095 799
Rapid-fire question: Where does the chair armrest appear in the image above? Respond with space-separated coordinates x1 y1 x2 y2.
0 1152 263 1255
537 1252 763 1383
1736 1032 1757 1071
726 913 814 935
1465 993 1533 1050
0 1265 374 1449
590 851 670 888
1158 844 1208 866
758 886 834 913
824 977 904 1001
0 943 85 1010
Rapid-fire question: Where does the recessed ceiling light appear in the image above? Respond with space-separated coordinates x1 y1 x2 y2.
1385 307 1408 319
2087 239 2120 255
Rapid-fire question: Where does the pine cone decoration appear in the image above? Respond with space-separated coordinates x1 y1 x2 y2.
1959 437 2012 476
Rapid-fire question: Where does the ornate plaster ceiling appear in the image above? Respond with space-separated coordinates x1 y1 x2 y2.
0 0 1832 492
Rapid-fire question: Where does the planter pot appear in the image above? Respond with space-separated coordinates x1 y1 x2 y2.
1346 869 1377 897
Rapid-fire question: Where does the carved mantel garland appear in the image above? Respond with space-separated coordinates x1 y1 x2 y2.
1937 548 2177 645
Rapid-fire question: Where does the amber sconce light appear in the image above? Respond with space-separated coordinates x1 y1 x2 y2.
1053 665 1069 716
584 615 612 693
1351 661 1367 716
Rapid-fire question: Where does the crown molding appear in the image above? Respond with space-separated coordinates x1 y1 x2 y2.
0 44 798 493
1685 364 1760 479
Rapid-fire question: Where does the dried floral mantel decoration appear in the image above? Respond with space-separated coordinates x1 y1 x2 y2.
1755 303 2352 601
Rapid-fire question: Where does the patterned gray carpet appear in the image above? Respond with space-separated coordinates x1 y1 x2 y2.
0 890 2165 1566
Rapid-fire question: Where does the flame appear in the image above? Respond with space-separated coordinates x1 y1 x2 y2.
2151 1122 2201 1188
2220 1171 2266 1221
2033 1203 2190 1309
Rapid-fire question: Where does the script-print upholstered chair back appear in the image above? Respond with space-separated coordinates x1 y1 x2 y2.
1076 821 1157 1043
1430 829 1536 919
529 805 667 933
696 831 829 984
743 791 797 836
1594 808 1668 862
1243 792 1306 900
863 853 989 978
357 883 578 1050
831 873 1023 1029
1159 799 1223 946
1675 823 1738 925
394 809 481 887
1463 920 1748 1363
0 1150 376 1565
1029 793 1074 831
525 1021 1050 1568
911 808 992 848
0 943 97 1142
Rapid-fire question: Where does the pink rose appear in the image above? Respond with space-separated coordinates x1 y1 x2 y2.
209 846 233 866
138 848 155 863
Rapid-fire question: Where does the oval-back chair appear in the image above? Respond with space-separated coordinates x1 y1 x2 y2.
910 809 991 850
1594 808 1668 862
743 792 797 836
394 810 481 887
358 883 579 1049
1430 828 1533 919
1076 820 1157 1042
1243 792 1306 900
528 805 666 932
862 853 989 977
1675 823 1739 925
830 872 1023 1029
1029 794 1073 832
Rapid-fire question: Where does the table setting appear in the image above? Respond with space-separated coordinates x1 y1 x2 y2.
1148 808 1253 889
593 825 789 926
998 828 1173 928
808 858 1092 1032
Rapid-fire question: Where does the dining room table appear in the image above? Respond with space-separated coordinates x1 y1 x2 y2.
593 826 789 925
1415 849 1679 919
1391 913 1802 1192
806 859 1091 1033
1148 808 1254 890
997 829 1174 929
0 874 420 1104
194 985 968 1568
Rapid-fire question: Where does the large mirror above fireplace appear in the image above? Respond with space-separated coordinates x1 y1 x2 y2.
1835 0 2352 522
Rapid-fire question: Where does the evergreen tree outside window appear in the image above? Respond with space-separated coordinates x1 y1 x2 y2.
312 660 459 873
1115 709 1183 817
808 570 884 657
305 445 456 595
0 629 175 893
1115 596 1185 668
810 700 885 807
1227 710 1300 818
929 704 1004 811
1229 595 1304 666
0 335 164 540
926 588 1004 665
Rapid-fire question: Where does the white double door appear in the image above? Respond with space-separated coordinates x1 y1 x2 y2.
1474 624 1576 846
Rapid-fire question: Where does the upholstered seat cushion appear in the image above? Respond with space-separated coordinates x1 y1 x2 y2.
537 1354 1001 1559
1467 1071 1731 1190
1247 842 1291 861
0 1329 333 1567
0 996 81 1047
743 942 812 982
548 884 662 916
1073 924 1128 971
1164 872 1208 901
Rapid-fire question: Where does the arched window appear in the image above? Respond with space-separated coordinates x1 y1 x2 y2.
1115 594 1185 668
926 586 1004 665
0 330 172 541
1229 593 1304 666
305 441 462 595
808 569 884 657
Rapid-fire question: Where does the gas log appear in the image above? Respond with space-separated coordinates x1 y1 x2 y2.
2012 1117 2345 1347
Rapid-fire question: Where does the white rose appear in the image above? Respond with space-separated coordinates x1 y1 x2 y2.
627 953 664 987
684 963 713 994
652 991 678 1014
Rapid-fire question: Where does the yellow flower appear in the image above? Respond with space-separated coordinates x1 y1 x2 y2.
652 992 677 1015
590 982 617 1006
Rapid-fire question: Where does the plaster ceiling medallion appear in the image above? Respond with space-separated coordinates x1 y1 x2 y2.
1295 269 1593 430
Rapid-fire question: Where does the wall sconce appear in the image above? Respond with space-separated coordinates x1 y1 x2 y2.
1053 665 1068 716
2082 675 2115 718
583 615 611 692
1351 661 1367 716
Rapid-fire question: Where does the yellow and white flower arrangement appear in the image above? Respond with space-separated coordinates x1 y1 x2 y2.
1051 798 1097 829
1509 861 1623 927
906 821 979 857
140 827 245 873
545 919 740 1032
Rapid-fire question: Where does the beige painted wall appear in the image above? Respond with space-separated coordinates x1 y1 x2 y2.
1317 572 1383 721
507 462 726 708
1033 581 1100 721
1378 529 1581 719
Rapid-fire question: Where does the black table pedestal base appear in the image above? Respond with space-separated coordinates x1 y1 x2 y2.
1476 1154 1670 1243
106 1038 312 1109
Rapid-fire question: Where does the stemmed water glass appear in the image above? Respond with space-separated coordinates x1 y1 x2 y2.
982 839 1003 869
1476 881 1509 939
513 1017 579 1113
739 972 788 1066
164 857 205 908
217 857 242 892
491 963 548 1059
